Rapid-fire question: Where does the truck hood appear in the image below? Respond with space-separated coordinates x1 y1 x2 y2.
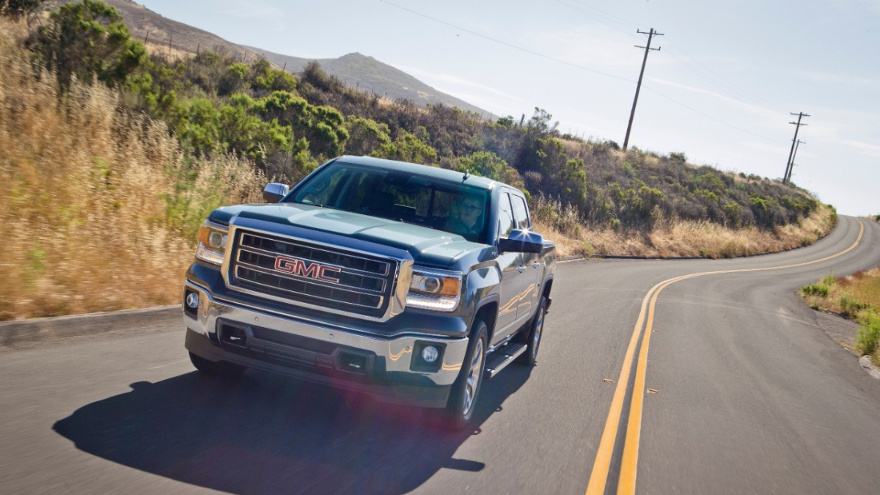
211 203 486 268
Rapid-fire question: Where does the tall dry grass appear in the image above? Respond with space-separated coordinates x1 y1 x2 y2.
1 19 264 320
532 195 835 259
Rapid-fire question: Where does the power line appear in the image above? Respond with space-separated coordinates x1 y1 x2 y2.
378 0 633 82
555 1 771 112
379 0 783 147
643 87 778 145
553 0 637 35
661 41 770 111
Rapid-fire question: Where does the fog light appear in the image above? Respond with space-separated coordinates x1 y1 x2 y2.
422 345 439 363
186 292 199 309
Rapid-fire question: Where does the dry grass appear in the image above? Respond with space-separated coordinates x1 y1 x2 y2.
1 19 263 320
802 267 880 317
800 267 880 365
533 200 834 259
144 41 195 61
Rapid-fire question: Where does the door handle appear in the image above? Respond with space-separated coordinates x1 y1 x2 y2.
516 266 526 273
531 262 541 269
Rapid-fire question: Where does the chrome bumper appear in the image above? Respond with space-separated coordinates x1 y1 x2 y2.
183 280 469 407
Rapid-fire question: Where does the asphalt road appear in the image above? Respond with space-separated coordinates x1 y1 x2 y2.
2 216 879 495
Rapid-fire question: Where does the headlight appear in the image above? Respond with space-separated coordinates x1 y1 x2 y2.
406 268 462 312
195 221 228 265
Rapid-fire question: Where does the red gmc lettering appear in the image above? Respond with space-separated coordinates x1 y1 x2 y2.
274 256 341 283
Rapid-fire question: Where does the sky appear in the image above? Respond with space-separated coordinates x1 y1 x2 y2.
135 0 879 216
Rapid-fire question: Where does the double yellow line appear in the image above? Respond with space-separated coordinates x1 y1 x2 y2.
586 220 865 495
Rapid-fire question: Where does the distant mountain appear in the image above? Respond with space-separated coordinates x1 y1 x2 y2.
85 0 491 116
241 48 491 116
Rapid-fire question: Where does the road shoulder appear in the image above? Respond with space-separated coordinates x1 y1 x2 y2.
0 306 180 351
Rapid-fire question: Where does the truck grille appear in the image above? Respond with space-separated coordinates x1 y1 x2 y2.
227 229 396 318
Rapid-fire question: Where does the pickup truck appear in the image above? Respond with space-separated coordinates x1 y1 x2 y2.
183 155 555 428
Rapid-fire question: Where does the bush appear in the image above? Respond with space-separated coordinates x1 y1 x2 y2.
856 310 880 360
839 295 867 318
800 283 829 298
28 0 146 91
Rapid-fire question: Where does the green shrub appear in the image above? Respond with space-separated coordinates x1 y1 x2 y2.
669 151 687 163
856 310 880 359
28 0 146 91
610 218 621 231
839 295 867 318
578 241 594 258
800 283 829 298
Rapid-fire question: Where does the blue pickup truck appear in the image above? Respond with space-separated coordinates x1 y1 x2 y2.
182 155 555 428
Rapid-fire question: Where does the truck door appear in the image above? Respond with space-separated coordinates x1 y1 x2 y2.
510 194 541 322
493 191 523 345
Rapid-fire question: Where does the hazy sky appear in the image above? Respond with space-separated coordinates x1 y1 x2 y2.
135 0 879 216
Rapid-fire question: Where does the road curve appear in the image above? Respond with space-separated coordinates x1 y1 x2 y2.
1 216 878 494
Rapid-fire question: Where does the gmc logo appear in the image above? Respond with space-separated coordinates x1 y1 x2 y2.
274 256 341 283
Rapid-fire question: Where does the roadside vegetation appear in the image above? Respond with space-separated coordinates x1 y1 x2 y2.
1 3 835 320
800 266 880 366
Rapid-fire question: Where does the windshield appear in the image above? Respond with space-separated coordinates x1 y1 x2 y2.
288 162 489 243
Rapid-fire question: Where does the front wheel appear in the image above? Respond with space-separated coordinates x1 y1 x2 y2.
442 320 488 430
520 295 547 366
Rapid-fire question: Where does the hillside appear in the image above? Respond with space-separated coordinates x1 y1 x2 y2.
245 49 490 116
0 5 835 320
85 0 490 115
86 0 247 57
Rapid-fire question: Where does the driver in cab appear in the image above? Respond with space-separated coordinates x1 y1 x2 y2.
445 196 484 241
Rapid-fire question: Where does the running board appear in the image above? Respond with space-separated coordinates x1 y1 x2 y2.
484 342 527 378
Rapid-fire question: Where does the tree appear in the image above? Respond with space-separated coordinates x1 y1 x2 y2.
251 59 297 94
380 131 438 165
459 151 506 181
345 117 391 156
28 0 146 90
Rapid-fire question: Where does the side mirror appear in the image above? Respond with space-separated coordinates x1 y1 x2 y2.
498 229 544 253
263 183 290 203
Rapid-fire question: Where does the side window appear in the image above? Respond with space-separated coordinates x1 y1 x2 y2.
511 194 531 230
497 193 515 238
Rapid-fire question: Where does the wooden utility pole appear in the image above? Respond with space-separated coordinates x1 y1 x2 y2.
784 112 809 185
623 28 663 151
786 139 805 183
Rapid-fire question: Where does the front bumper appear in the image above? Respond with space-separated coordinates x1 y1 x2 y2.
183 280 469 408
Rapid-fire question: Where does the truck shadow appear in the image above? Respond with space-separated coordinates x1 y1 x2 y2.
53 366 532 494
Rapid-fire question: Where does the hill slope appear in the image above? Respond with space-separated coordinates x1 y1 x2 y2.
243 48 490 116
94 0 490 115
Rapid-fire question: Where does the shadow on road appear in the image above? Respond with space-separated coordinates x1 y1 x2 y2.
53 366 532 494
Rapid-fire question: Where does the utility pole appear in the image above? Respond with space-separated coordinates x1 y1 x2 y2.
623 28 663 151
783 112 809 185
786 139 805 184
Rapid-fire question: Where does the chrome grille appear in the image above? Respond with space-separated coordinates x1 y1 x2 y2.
228 229 396 318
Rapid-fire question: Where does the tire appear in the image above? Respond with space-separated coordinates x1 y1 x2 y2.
189 352 246 378
520 295 547 366
442 320 488 430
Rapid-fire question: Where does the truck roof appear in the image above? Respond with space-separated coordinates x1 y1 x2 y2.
333 155 501 191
